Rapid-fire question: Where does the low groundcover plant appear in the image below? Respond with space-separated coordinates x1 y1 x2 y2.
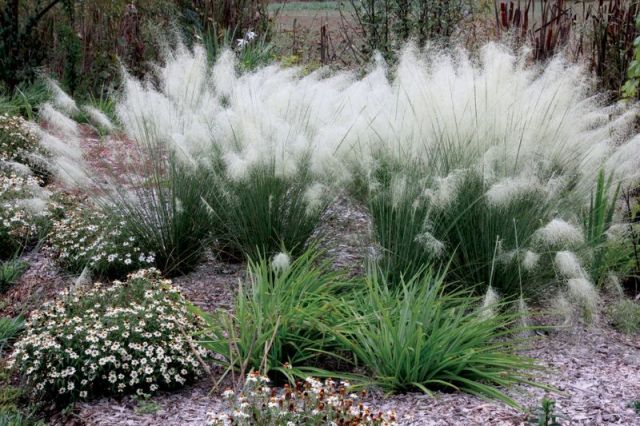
208 371 398 426
9 269 207 407
47 201 156 278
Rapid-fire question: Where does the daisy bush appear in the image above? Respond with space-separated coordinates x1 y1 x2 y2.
0 174 52 259
47 202 156 278
9 269 207 407
0 113 48 178
208 372 398 426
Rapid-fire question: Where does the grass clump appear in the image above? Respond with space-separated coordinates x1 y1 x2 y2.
330 267 540 407
609 298 640 334
204 163 329 261
9 269 207 407
0 317 24 353
0 260 28 294
200 248 349 382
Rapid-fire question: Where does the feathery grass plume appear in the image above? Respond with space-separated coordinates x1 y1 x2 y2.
522 250 540 272
517 296 532 337
46 79 79 116
480 286 500 319
554 251 585 279
82 106 115 133
485 176 543 206
271 252 291 273
535 219 584 247
552 292 574 327
38 103 79 138
567 278 599 322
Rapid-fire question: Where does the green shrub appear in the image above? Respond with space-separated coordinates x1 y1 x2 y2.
199 249 348 382
9 269 207 407
330 267 541 407
47 203 155 278
609 298 640 334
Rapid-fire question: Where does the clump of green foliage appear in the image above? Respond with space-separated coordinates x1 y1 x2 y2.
0 260 28 294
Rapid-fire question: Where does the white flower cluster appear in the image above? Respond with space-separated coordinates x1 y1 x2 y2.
48 202 155 277
0 113 46 175
0 174 53 257
208 371 398 426
9 269 207 405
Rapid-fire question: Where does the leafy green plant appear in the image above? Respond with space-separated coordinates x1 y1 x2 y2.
10 269 207 407
582 169 621 285
622 11 640 99
0 316 24 352
0 82 51 120
630 400 640 414
330 266 542 407
199 248 348 384
0 260 28 294
609 298 640 334
529 397 561 426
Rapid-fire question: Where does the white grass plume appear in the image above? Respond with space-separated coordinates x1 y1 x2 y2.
39 103 79 137
485 176 542 206
522 250 540 271
82 106 115 132
46 79 79 115
535 219 584 247
480 286 500 319
271 252 291 273
554 251 585 278
567 277 599 322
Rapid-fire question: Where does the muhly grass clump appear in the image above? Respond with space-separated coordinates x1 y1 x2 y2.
36 42 640 308
9 269 207 407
